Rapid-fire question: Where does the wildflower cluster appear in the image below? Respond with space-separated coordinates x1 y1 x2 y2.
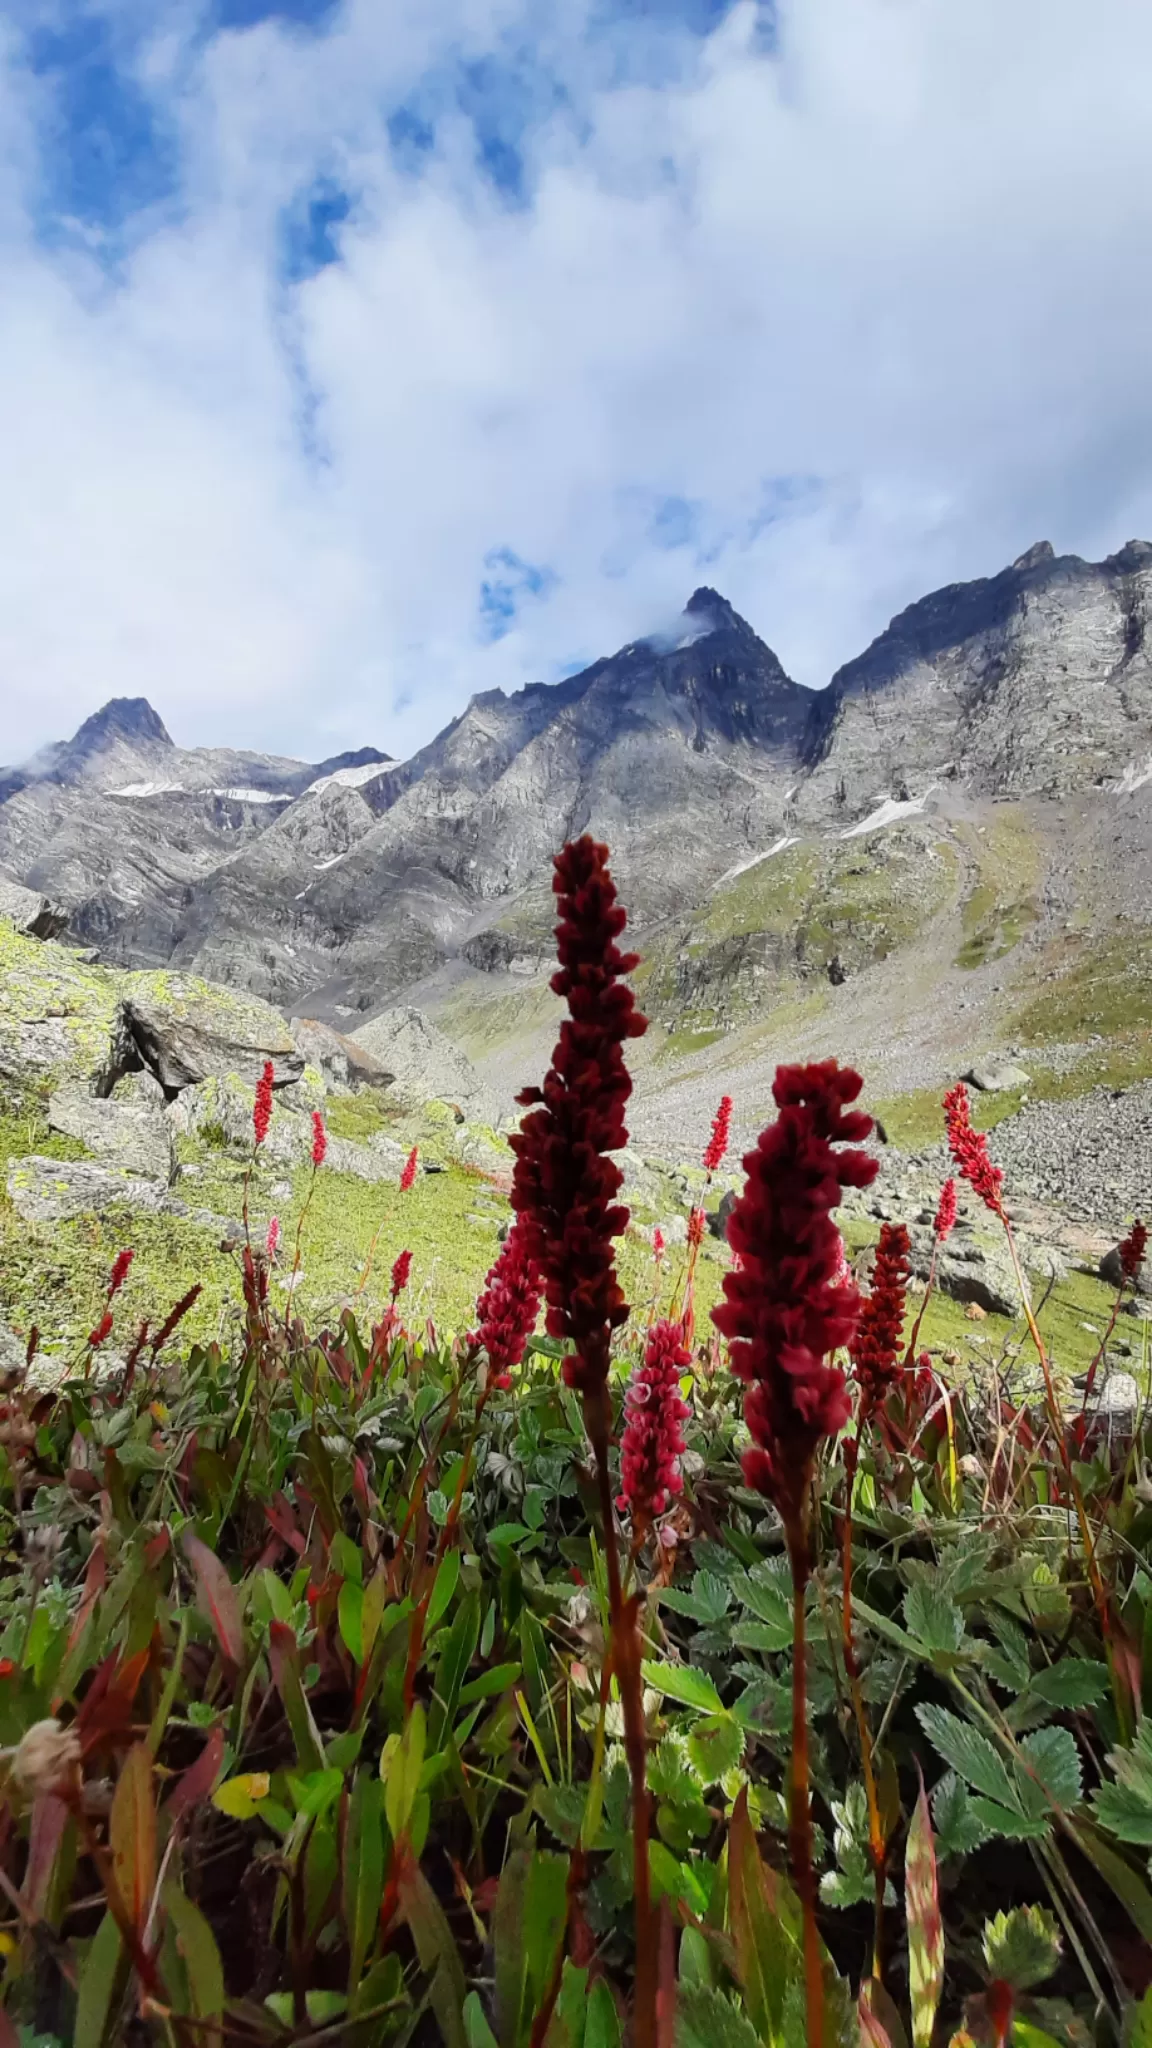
510 835 647 1396
311 1111 327 1167
713 1060 877 1530
944 1084 1003 1213
850 1221 912 1415
470 1220 542 1390
616 1317 691 1528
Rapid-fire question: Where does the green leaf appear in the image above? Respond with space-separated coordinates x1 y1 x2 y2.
915 1704 1018 1809
1026 1660 1109 1709
674 1985 764 2048
267 1622 326 1773
212 1771 270 1820
344 1772 385 1994
931 1774 989 1859
1091 1720 1152 1842
982 1906 1062 1992
428 1550 462 1630
429 1591 481 1751
73 1911 126 2048
687 1713 744 1784
463 1992 501 2048
162 1883 225 2048
1016 1725 1082 1816
458 1661 522 1706
641 1662 724 1714
338 1579 364 1664
585 1978 623 2048
904 1583 964 1659
727 1786 802 2046
1126 1986 1152 2048
396 1856 468 2048
382 1703 426 1841
906 1771 944 2048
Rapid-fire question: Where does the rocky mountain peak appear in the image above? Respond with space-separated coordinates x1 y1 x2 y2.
682 587 757 640
66 698 173 759
1012 540 1056 572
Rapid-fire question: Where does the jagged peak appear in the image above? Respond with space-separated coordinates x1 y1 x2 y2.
683 586 754 635
66 698 173 756
1012 540 1056 572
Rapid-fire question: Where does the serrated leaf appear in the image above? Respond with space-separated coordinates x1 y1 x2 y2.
982 1905 1061 1991
1091 1719 1152 1842
931 1774 989 1859
1027 1660 1109 1709
641 1662 724 1714
687 1713 744 1784
675 1983 764 2048
904 1584 964 1658
1016 1724 1082 1816
915 1704 1018 1810
965 1798 1048 1841
906 1770 944 2048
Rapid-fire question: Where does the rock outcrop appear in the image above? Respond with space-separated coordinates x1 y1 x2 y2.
352 1007 498 1123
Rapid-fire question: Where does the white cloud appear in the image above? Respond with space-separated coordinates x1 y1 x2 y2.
3 0 1152 767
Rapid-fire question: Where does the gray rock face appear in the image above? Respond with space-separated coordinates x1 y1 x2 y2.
965 1063 1032 1093
105 982 304 1095
353 1006 497 1121
290 1016 394 1092
0 879 68 939
48 1083 177 1185
6 1156 170 1223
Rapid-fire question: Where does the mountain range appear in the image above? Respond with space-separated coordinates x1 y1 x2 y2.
3 537 1151 1147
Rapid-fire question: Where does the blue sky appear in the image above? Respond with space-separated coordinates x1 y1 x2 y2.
3 0 1152 762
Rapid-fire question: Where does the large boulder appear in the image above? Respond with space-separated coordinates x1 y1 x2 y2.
0 880 68 940
48 1083 178 1185
353 1006 498 1122
290 1017 394 1093
0 926 119 1090
964 1062 1032 1093
105 977 304 1096
6 1157 170 1224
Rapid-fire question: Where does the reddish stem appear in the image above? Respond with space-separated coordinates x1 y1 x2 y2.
784 1511 824 2048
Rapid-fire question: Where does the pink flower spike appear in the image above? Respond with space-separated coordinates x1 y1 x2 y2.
253 1061 275 1147
400 1146 419 1192
703 1095 733 1174
89 1310 114 1350
310 1111 327 1168
265 1216 281 1260
943 1084 1003 1214
934 1178 958 1243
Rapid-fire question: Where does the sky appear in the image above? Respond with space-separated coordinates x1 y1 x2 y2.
3 0 1152 766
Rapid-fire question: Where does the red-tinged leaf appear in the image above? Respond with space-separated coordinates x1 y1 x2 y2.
67 1538 106 1656
727 1785 802 2046
860 1978 909 2048
109 1743 157 1938
166 1726 225 1824
906 1766 944 2048
183 1530 244 1667
396 1849 468 2048
24 1794 70 1919
75 1647 151 1760
268 1620 326 1772
143 1528 171 1571
264 1493 307 1555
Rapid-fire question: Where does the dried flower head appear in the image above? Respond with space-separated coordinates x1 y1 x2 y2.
253 1061 275 1147
400 1146 419 1192
943 1084 1003 1214
311 1111 327 1168
107 1249 134 1300
934 1177 958 1243
616 1317 691 1527
10 1718 81 1800
470 1220 542 1389
391 1249 413 1299
150 1284 202 1358
703 1095 734 1175
509 836 646 1396
265 1215 281 1260
712 1060 877 1531
1119 1219 1148 1282
850 1222 912 1414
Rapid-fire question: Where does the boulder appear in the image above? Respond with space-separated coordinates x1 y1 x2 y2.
290 1017 394 1093
0 1321 26 1375
964 1062 1031 1093
0 880 68 941
452 1126 513 1183
708 1189 737 1240
104 977 304 1096
48 1083 177 1185
353 1006 498 1122
6 1156 170 1224
1100 1240 1151 1297
935 1238 1023 1317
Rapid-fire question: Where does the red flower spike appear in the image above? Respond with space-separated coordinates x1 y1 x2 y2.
652 1226 665 1265
934 1177 957 1243
107 1248 134 1300
470 1219 542 1389
687 1207 706 1250
943 1084 1003 1213
617 1317 691 1525
88 1311 114 1350
509 836 647 1395
711 1060 878 1528
400 1146 419 1192
850 1222 911 1414
1120 1219 1148 1282
253 1060 275 1147
390 1249 412 1300
311 1111 327 1168
703 1094 733 1174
